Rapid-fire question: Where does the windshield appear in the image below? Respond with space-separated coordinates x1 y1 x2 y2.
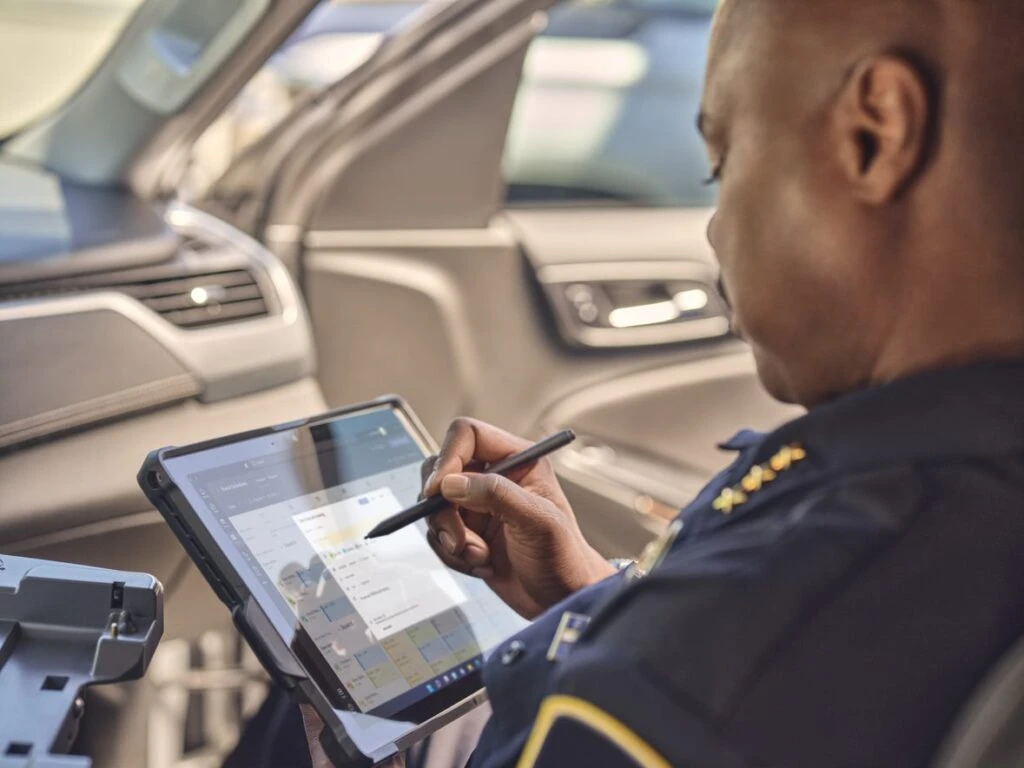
0 0 145 138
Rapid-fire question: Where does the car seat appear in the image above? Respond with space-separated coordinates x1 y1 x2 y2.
933 635 1024 768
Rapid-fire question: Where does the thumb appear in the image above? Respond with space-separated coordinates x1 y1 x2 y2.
440 473 552 531
300 704 334 768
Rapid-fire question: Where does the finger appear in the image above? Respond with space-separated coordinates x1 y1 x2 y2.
300 703 323 737
427 507 494 564
300 704 334 768
440 473 553 532
460 526 492 568
461 507 495 539
423 455 484 496
426 524 492 569
419 455 439 500
424 419 533 497
427 529 470 573
427 506 470 555
427 530 494 578
426 504 493 568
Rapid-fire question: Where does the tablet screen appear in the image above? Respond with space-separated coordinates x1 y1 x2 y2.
161 404 527 729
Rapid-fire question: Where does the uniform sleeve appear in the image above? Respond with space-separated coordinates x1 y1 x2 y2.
516 694 673 768
516 647 752 768
514 475 904 768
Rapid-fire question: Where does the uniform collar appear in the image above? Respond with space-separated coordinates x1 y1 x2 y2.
717 429 765 452
760 357 1024 473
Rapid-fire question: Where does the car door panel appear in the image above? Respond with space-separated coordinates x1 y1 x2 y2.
301 214 799 555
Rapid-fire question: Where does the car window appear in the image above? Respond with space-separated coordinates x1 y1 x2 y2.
184 0 437 199
184 0 715 209
502 0 717 208
623 0 718 13
0 0 145 138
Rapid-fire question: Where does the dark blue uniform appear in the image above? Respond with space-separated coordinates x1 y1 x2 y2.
471 359 1024 768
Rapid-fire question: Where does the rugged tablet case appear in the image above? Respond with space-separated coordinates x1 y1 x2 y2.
136 395 425 768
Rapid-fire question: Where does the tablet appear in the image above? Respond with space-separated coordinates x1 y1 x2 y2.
138 397 527 766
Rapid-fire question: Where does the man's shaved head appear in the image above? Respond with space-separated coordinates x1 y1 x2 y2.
711 0 1024 205
700 0 1024 407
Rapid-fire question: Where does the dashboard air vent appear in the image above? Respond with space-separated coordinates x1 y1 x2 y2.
120 269 269 328
0 263 271 329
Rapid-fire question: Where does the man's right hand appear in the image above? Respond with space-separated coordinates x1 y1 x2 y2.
421 418 615 619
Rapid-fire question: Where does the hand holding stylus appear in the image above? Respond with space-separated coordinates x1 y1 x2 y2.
365 430 577 538
418 418 615 620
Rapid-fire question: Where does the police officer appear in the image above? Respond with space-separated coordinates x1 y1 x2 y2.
306 0 1024 764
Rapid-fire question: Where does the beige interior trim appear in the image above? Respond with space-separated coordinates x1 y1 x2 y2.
307 251 483 410
536 260 716 284
541 351 763 429
301 224 517 250
6 511 164 555
0 374 200 450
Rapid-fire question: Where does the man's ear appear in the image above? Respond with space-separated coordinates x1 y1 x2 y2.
833 54 932 204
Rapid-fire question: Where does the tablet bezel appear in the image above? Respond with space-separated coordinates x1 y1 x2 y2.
145 396 508 759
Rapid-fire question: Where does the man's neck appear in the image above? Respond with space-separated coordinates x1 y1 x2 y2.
871 290 1024 387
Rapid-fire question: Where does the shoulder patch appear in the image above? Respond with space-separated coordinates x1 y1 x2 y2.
517 695 672 768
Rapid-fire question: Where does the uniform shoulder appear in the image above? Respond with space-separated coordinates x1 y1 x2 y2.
569 465 934 715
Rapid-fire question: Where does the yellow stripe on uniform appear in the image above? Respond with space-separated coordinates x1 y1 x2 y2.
517 695 673 768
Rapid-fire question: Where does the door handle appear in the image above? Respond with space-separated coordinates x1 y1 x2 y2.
604 287 711 329
565 283 709 329
537 262 729 349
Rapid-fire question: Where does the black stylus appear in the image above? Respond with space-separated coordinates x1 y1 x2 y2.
364 429 577 539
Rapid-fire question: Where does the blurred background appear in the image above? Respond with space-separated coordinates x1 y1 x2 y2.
0 0 797 765
2 0 719 205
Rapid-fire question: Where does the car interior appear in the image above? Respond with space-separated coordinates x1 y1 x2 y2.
0 0 1020 765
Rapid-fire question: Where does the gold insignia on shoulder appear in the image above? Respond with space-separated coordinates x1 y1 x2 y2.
714 443 807 516
770 445 792 472
712 487 747 515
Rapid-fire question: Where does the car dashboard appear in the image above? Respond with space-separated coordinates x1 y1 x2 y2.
0 160 326 553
